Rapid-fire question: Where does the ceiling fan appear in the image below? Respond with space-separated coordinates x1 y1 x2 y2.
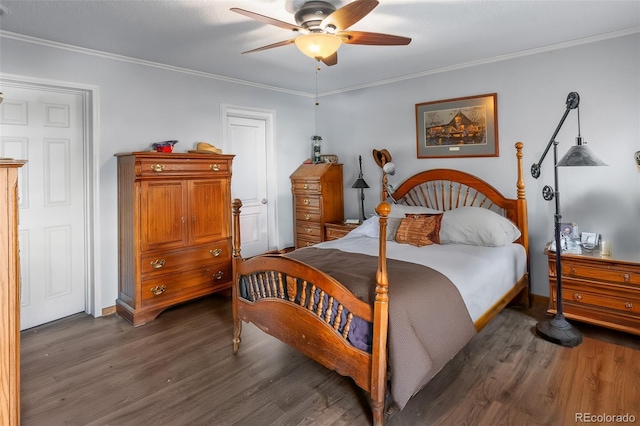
231 0 411 66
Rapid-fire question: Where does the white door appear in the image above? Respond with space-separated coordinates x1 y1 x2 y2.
0 85 86 330
226 115 270 257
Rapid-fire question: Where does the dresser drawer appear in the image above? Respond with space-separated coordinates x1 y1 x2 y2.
561 261 640 286
295 195 320 209
292 180 320 193
141 262 231 307
141 241 231 276
138 158 231 177
296 237 321 248
296 209 321 222
296 222 322 239
560 280 640 315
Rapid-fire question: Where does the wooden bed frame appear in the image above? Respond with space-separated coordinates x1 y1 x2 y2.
231 142 529 425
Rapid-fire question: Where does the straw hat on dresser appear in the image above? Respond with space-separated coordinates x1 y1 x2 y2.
188 142 222 154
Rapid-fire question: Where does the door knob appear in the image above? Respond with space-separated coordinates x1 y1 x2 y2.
261 199 267 204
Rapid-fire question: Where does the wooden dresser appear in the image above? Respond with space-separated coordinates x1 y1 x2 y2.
290 163 344 249
546 245 640 335
0 159 26 426
115 152 234 326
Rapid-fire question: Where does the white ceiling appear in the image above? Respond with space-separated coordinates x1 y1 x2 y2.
1 1 639 95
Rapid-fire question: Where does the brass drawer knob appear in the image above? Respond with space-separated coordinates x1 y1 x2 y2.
210 248 222 257
573 293 583 302
150 259 166 269
302 183 309 189
213 271 224 280
210 164 220 171
150 164 165 172
304 214 311 220
625 302 634 310
150 285 166 295
303 199 310 205
622 273 630 283
305 241 313 247
305 228 312 233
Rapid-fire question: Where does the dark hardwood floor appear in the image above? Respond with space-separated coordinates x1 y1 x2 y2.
21 295 639 426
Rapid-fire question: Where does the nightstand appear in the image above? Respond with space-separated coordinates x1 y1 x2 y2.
545 243 640 335
324 221 360 241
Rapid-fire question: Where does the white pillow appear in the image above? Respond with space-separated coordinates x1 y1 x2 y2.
439 207 521 247
346 216 403 240
388 203 442 218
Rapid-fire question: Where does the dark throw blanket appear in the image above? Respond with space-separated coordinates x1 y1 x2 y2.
287 247 477 410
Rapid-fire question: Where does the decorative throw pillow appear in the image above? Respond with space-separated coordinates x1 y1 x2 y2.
395 215 442 247
404 213 443 244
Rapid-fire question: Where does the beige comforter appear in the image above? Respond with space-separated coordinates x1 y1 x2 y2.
287 247 477 409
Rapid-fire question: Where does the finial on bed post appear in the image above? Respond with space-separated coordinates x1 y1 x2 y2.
371 201 391 426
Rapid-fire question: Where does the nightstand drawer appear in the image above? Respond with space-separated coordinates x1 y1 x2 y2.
324 222 359 241
560 281 639 315
562 261 640 286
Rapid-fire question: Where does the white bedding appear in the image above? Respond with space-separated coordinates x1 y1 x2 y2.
315 235 527 322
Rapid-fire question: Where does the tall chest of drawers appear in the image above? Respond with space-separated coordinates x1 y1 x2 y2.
290 163 344 249
546 245 640 335
116 152 234 326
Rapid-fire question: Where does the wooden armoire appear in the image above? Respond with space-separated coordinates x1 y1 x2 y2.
115 152 234 326
0 159 26 426
290 162 344 249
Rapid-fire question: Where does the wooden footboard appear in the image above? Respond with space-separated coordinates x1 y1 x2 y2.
232 199 391 426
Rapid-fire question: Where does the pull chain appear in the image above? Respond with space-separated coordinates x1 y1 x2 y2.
315 60 320 106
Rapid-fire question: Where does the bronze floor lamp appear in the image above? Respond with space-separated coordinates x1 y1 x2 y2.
531 91 607 347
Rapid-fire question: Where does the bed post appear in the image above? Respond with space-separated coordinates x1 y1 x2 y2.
371 201 391 426
514 142 531 307
231 198 243 353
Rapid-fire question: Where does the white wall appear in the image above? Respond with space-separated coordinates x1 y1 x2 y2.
0 37 316 311
318 34 640 297
2 33 638 310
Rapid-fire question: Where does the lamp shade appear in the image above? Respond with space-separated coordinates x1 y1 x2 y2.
558 137 607 167
352 178 369 189
295 33 342 59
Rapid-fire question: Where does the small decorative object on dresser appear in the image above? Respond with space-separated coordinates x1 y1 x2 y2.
545 244 639 336
290 161 344 249
115 152 234 326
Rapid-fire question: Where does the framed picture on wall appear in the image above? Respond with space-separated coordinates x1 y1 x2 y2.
415 93 499 158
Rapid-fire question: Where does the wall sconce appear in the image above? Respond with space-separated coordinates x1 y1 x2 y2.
372 148 397 202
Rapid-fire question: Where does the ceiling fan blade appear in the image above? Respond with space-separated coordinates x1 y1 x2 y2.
339 31 411 46
321 0 379 31
241 39 297 54
321 52 338 66
231 8 304 32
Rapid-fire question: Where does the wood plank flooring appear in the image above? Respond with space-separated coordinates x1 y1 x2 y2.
20 295 639 426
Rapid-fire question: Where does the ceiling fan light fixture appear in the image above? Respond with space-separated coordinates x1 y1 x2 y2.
295 33 342 59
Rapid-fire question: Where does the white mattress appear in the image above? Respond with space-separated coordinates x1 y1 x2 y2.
315 235 527 322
